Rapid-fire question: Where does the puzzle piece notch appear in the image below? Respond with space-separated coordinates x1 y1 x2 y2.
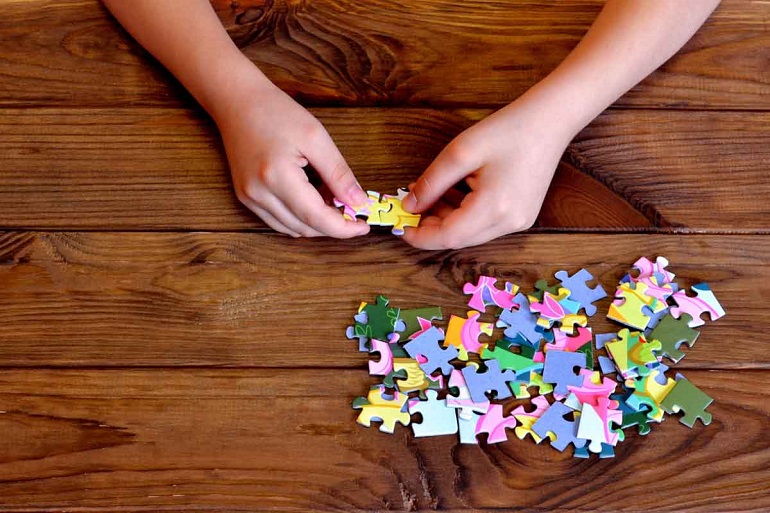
368 339 394 376
660 374 714 427
352 385 410 434
408 390 459 437
554 268 607 317
670 283 726 327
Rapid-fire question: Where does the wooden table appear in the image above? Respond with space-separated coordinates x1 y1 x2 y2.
0 1 768 510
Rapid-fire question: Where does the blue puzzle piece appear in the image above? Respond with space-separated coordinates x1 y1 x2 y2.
496 293 543 345
595 332 616 350
532 401 587 452
542 350 587 397
403 326 459 376
598 355 619 375
554 268 607 317
461 360 519 403
407 390 459 438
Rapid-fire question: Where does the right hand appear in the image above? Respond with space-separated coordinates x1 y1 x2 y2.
213 76 370 238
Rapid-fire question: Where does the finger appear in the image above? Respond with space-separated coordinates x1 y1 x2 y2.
240 197 302 238
259 194 328 238
303 126 368 208
402 144 479 213
402 192 490 250
274 169 371 238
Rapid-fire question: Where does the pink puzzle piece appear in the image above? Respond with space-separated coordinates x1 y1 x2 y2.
511 395 550 443
411 317 443 341
633 256 675 284
368 339 394 376
670 283 726 327
462 276 519 311
476 404 518 444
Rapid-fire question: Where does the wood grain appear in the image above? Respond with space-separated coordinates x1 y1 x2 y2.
0 107 767 232
0 231 764 369
0 368 766 510
0 0 767 109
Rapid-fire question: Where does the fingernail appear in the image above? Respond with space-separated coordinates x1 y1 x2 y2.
403 193 417 212
349 184 368 206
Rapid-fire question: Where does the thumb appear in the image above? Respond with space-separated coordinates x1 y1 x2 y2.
303 125 368 207
403 144 478 213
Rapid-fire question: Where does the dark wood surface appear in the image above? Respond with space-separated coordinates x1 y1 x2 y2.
0 0 768 511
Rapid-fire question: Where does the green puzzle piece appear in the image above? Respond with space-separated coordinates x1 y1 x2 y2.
661 375 713 428
398 307 443 340
648 313 700 363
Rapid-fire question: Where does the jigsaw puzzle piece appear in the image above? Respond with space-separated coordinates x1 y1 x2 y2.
660 374 714 427
647 313 700 363
352 385 410 434
462 275 519 311
607 282 663 331
391 358 431 393
461 360 519 403
408 390 459 437
368 339 394 376
542 350 588 397
445 310 493 360
496 293 544 345
532 401 587 452
374 191 421 235
529 288 579 329
476 404 518 444
554 268 607 316
574 443 615 459
333 190 382 220
403 326 459 376
399 307 443 340
670 283 726 327
606 329 661 379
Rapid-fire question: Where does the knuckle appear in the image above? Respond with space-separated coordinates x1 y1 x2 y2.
328 159 351 186
509 213 536 232
443 140 474 168
440 232 465 250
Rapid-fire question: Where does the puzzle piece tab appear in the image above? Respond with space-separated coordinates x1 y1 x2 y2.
403 326 459 376
554 268 607 316
461 360 519 403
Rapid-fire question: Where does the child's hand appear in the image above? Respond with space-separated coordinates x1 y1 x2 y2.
214 80 370 238
401 103 572 250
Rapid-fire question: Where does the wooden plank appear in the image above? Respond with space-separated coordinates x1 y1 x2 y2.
0 368 766 510
0 231 764 369
0 107 767 231
0 0 767 109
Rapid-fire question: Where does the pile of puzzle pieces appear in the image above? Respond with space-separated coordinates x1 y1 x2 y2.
334 188 420 236
347 257 725 457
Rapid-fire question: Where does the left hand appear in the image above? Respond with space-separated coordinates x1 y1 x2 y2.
401 102 573 249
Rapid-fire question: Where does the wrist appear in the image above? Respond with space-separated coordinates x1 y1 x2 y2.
189 49 276 124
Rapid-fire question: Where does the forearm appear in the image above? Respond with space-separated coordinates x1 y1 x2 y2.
514 0 721 139
102 0 267 119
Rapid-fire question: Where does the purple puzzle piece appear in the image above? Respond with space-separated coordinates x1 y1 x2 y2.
461 360 519 403
496 293 543 344
595 332 616 350
542 350 587 397
403 326 459 376
554 268 607 317
532 400 587 452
